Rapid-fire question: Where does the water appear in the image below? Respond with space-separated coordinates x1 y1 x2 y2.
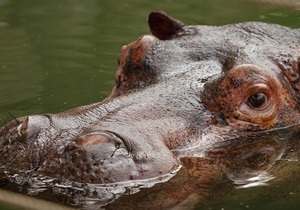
0 0 299 124
0 0 299 209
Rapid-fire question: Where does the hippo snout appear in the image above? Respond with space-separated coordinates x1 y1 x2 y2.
0 113 181 184
0 115 51 143
19 115 51 140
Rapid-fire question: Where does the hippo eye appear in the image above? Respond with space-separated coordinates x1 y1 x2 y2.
247 92 267 109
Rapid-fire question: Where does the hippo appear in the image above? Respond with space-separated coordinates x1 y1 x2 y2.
0 11 299 208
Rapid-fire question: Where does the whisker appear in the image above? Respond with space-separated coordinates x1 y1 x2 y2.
8 112 20 125
111 143 121 158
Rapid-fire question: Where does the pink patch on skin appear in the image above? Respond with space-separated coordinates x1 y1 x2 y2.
77 134 110 146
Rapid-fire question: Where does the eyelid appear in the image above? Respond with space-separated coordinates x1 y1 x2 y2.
246 83 270 93
243 83 271 101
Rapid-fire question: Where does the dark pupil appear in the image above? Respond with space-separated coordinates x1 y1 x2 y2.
248 93 266 108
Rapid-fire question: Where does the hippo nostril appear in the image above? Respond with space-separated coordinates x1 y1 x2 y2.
17 115 51 140
73 131 129 158
0 117 26 143
76 133 111 146
17 116 29 139
75 131 123 147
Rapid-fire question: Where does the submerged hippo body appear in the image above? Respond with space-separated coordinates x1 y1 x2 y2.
0 11 300 207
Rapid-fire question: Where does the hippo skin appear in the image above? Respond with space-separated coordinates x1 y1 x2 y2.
0 11 300 191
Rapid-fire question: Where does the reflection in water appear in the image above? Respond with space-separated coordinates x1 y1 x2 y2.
104 126 300 210
0 125 299 209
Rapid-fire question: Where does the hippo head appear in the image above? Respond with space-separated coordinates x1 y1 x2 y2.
1 12 300 186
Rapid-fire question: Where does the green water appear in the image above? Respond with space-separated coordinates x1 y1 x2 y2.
0 0 299 209
0 0 299 124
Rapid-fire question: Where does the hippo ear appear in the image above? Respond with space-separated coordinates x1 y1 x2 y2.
148 11 185 40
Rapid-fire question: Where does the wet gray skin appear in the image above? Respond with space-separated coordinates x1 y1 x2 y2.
0 11 299 196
